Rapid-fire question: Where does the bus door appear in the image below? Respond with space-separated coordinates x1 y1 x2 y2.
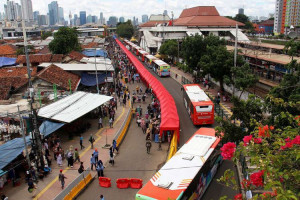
190 103 194 121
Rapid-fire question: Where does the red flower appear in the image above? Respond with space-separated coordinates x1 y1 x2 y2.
254 138 262 144
285 137 291 143
221 142 236 160
269 125 274 130
234 193 243 200
258 125 270 137
243 135 252 146
241 179 251 189
292 135 300 145
250 170 264 187
281 137 295 150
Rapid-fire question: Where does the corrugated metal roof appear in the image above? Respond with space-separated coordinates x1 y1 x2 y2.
38 91 112 123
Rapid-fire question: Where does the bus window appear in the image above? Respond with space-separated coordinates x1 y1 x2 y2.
195 105 213 113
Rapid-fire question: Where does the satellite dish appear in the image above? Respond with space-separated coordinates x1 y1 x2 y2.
288 31 297 39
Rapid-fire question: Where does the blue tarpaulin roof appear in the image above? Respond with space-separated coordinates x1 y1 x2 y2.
39 120 65 137
0 57 17 67
0 136 31 170
82 49 108 57
80 72 112 86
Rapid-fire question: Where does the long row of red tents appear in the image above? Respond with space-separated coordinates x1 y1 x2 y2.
115 38 180 142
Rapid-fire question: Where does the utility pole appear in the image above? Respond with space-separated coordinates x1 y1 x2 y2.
94 48 100 94
233 23 238 96
18 105 31 168
22 19 43 169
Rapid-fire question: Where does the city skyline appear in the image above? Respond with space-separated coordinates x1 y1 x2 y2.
1 0 276 22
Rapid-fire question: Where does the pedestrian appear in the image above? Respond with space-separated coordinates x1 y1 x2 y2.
67 151 74 168
109 147 114 166
27 178 37 197
1 194 8 200
90 154 96 170
146 139 152 154
58 170 67 189
78 162 84 174
79 135 85 150
57 153 62 167
100 194 105 200
74 148 80 163
89 134 95 149
96 160 104 177
30 166 37 183
123 97 126 107
98 117 103 129
112 139 118 153
109 118 113 128
93 148 99 163
158 135 162 151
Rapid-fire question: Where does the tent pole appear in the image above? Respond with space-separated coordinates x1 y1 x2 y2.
18 105 31 168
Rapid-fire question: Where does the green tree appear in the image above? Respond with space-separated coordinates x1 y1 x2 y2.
116 20 134 39
41 31 52 40
49 27 81 55
234 14 249 24
159 39 178 63
16 45 34 55
284 39 300 60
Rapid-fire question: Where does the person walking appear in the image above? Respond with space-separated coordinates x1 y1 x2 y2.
158 135 162 151
96 160 104 178
109 147 114 166
27 178 37 197
93 149 99 163
74 148 80 163
89 134 95 149
58 170 67 189
78 162 84 174
57 154 62 167
79 135 85 150
109 118 113 128
67 151 74 168
90 154 96 170
98 117 103 129
146 139 152 154
112 139 118 153
100 194 105 200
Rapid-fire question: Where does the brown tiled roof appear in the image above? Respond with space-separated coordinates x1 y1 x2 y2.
0 77 28 90
16 54 63 64
37 46 51 54
0 87 11 100
259 20 274 26
81 42 98 49
139 21 166 27
179 6 220 18
0 66 37 78
174 6 244 27
0 44 17 57
68 51 85 62
36 64 81 91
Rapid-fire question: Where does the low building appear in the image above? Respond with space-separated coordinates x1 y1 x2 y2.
0 44 17 57
16 54 63 67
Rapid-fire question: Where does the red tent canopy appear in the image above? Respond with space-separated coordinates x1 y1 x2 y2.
115 39 180 142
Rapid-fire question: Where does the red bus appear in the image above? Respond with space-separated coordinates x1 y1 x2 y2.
182 84 214 125
136 128 222 200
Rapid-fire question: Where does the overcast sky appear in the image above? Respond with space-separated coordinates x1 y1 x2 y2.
1 0 276 21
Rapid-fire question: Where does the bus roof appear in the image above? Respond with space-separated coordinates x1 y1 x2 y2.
145 54 158 60
136 128 220 200
138 50 149 55
183 84 212 104
153 59 170 66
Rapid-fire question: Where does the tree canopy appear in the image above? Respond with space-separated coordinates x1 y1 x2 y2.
159 39 178 62
49 27 81 55
41 31 52 40
116 20 134 39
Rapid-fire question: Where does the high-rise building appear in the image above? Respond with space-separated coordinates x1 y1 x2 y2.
238 8 244 15
4 0 22 21
80 11 86 25
100 12 104 24
38 15 47 26
163 10 168 16
21 0 33 21
87 14 92 23
58 7 64 24
274 0 300 34
48 1 59 25
107 16 117 26
142 14 148 23
33 11 39 21
92 16 97 23
133 16 136 26
136 17 139 25
74 14 78 26
119 16 125 23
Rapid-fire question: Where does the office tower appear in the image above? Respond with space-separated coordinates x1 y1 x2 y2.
163 10 168 16
48 1 58 25
238 8 244 15
119 16 125 23
33 11 39 21
108 16 117 26
4 0 22 21
58 7 64 24
38 15 47 26
80 11 86 25
133 16 136 26
92 15 97 23
74 14 78 26
136 17 138 25
87 14 92 23
142 14 148 23
21 0 33 21
100 12 104 24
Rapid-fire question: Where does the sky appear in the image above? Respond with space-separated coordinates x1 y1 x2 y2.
1 0 276 21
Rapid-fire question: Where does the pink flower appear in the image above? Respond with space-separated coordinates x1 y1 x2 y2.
234 193 243 200
292 135 300 145
221 142 236 160
254 138 262 144
250 170 264 187
243 135 252 146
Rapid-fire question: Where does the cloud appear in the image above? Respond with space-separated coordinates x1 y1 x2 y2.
0 0 275 21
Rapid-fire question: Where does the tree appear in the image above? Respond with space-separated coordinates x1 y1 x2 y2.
16 45 34 55
41 31 52 40
159 39 178 63
234 14 249 24
49 27 81 55
116 20 134 39
284 39 300 60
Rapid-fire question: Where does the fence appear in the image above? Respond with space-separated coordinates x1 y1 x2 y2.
53 168 92 200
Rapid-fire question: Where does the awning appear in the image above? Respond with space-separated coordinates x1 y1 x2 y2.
38 91 112 123
0 136 31 170
82 49 108 57
80 72 112 86
39 120 65 137
0 57 17 67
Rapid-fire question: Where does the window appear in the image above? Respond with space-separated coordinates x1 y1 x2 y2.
195 105 212 113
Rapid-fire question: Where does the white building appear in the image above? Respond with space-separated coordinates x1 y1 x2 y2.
21 0 33 21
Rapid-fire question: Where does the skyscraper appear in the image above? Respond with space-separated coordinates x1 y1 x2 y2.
4 0 22 21
58 7 64 24
163 10 168 16
48 1 58 25
74 14 78 26
133 16 136 26
38 15 47 26
142 14 148 23
274 0 300 34
100 12 104 25
107 16 117 26
92 16 97 23
238 8 244 15
33 11 39 22
80 11 86 25
21 0 33 21
87 14 92 23
119 17 125 23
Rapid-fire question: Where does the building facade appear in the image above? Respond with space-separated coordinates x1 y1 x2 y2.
38 15 47 26
80 11 86 25
142 14 148 23
48 1 59 25
107 16 117 27
58 7 64 25
238 8 244 15
21 0 33 21
4 0 22 21
119 17 125 23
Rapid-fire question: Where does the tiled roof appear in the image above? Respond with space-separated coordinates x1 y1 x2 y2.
0 77 28 90
68 51 85 62
139 21 167 27
37 46 51 54
179 6 220 18
0 44 17 57
81 42 98 49
16 54 63 64
0 87 11 100
259 20 274 26
36 64 81 91
0 66 37 78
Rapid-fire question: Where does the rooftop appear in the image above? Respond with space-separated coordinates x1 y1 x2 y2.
16 54 63 64
0 44 17 57
68 51 86 62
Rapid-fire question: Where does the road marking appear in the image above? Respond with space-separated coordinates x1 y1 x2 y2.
34 107 126 199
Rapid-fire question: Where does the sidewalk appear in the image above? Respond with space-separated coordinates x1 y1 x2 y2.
4 101 129 200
